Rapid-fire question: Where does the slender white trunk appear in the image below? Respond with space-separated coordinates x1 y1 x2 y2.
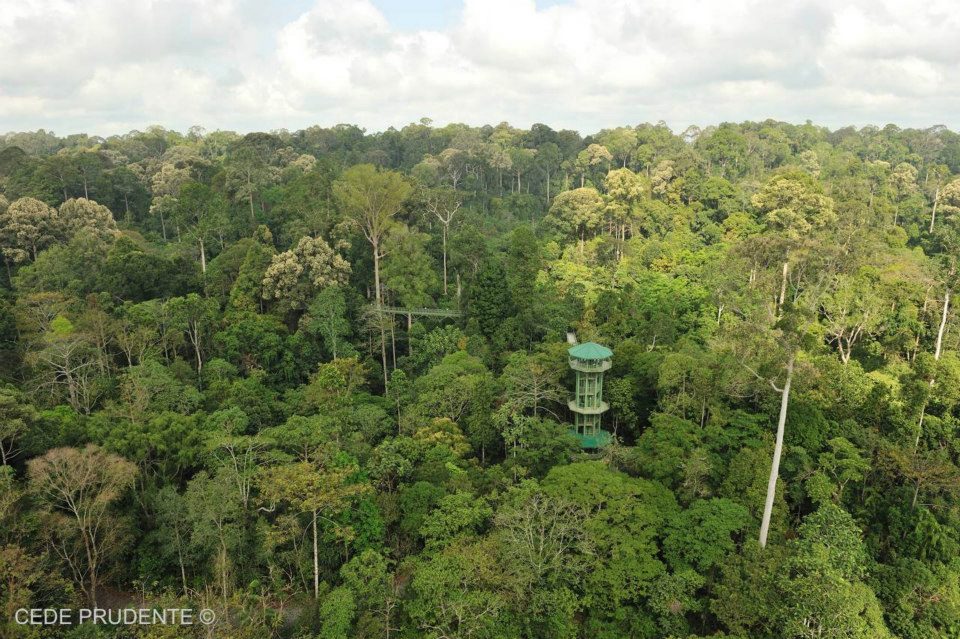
312 510 319 600
777 261 789 318
760 354 794 549
929 185 940 233
373 244 382 305
934 289 950 361
917 288 952 448
442 225 448 296
380 323 388 389
176 528 188 595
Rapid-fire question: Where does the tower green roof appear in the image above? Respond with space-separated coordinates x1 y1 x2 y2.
568 342 612 360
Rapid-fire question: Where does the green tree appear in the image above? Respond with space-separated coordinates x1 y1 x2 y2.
783 505 892 639
0 385 37 465
333 164 412 306
260 455 370 599
175 182 227 273
301 286 353 359
167 293 219 373
468 259 513 340
545 187 604 256
184 470 244 603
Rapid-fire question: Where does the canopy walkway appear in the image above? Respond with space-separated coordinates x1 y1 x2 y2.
374 305 461 318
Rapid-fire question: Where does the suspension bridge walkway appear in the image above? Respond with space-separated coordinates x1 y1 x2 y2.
374 305 462 318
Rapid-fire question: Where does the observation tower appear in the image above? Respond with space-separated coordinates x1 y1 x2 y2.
567 341 613 448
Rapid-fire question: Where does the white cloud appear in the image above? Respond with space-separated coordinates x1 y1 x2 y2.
1 0 959 136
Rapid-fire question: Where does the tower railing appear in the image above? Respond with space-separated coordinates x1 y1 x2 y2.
569 358 611 372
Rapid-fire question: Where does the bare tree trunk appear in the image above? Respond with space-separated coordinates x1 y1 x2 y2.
373 245 382 305
934 288 950 361
390 319 397 369
777 261 789 318
929 185 940 233
220 545 228 606
760 354 794 549
199 238 206 273
380 324 388 389
312 510 319 600
917 287 952 448
247 171 256 224
192 328 203 373
442 225 448 296
176 529 188 595
83 531 98 606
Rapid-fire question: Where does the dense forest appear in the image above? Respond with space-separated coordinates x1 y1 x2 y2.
1 119 959 638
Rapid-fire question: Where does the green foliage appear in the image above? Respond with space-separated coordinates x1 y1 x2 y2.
468 259 513 339
4 120 960 639
663 498 751 573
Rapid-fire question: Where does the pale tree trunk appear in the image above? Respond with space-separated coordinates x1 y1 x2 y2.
220 545 228 606
82 530 98 606
380 323 388 389
917 287 951 448
177 532 188 595
442 225 448 296
929 185 940 233
373 244 382 305
777 261 789 318
934 288 950 361
247 170 256 224
760 354 794 549
390 319 397 369
372 243 388 388
312 510 319 600
192 329 203 373
199 238 206 274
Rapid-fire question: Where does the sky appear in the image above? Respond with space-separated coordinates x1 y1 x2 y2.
1 0 959 137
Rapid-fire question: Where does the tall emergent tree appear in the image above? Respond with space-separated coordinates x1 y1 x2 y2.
333 164 412 306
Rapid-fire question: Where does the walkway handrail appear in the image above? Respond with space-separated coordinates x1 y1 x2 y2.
374 305 462 318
